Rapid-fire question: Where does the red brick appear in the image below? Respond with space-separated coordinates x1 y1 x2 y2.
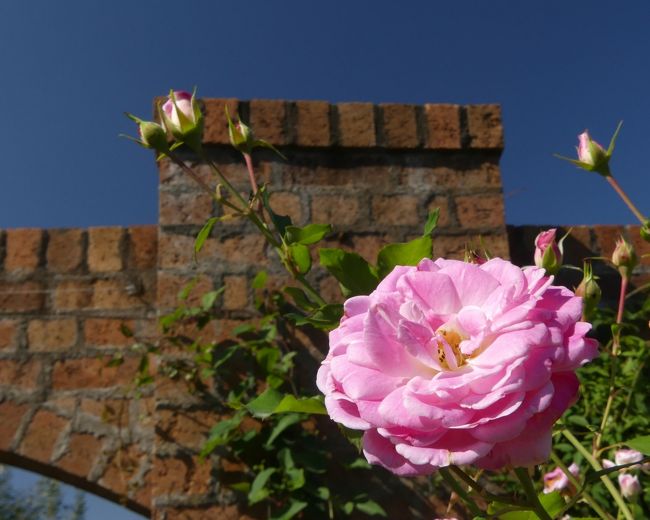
349 235 386 263
220 235 267 266
99 444 143 496
158 233 195 269
51 357 139 390
79 398 129 427
202 98 239 144
295 100 331 147
88 227 123 272
380 103 419 148
628 225 650 266
27 319 77 352
152 455 212 496
372 195 420 226
57 433 102 478
249 99 287 145
91 279 144 310
269 192 302 224
153 505 243 520
593 225 626 259
157 273 214 310
159 190 213 226
336 102 376 147
455 194 505 229
311 195 360 226
466 104 504 149
223 275 248 310
46 229 84 273
0 359 41 389
156 409 219 450
84 318 135 348
53 280 92 310
0 319 19 350
423 104 461 149
128 226 158 270
4 228 42 273
0 401 29 449
19 410 67 463
0 281 44 313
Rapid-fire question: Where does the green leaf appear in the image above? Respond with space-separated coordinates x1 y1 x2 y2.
288 243 312 274
270 500 307 520
194 217 218 259
120 323 134 338
539 491 564 517
423 208 440 236
285 224 332 245
355 499 387 517
607 120 623 155
246 388 284 419
274 395 327 415
376 236 432 279
260 186 292 235
201 288 224 310
248 467 276 504
319 248 378 296
252 270 268 289
283 286 317 310
286 303 343 329
200 413 244 458
265 414 302 447
627 435 650 455
640 221 650 243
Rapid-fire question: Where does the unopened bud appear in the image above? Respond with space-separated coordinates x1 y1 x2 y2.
228 118 255 153
576 262 601 319
160 89 204 151
139 121 168 151
612 237 637 279
534 228 563 275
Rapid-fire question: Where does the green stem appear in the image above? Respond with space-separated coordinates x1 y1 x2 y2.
439 467 482 517
594 275 628 454
448 465 523 507
562 430 634 520
513 467 552 520
550 452 611 520
606 176 647 225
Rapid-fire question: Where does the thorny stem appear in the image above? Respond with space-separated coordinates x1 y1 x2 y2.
563 429 634 520
594 275 628 454
513 467 552 520
550 451 611 520
606 176 647 225
438 467 482 517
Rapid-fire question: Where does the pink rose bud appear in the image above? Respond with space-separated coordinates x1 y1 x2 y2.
615 449 644 467
611 237 637 279
575 262 601 319
576 130 612 176
618 473 641 499
228 117 255 153
534 228 563 275
543 463 579 493
138 121 168 151
160 90 204 150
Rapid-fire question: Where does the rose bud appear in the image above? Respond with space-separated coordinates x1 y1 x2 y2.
534 228 563 275
543 463 579 494
123 114 169 153
160 89 204 150
575 262 601 320
615 449 644 467
555 122 622 177
618 473 641 499
612 237 638 279
226 106 255 153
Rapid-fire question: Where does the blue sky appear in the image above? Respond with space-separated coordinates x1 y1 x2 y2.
0 0 649 516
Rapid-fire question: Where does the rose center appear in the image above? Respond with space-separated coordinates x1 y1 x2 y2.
434 327 467 370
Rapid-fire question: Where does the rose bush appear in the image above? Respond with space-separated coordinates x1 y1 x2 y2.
317 257 598 475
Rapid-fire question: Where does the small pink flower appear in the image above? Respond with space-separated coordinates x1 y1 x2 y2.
162 90 194 130
615 449 644 467
619 473 641 498
534 229 563 274
317 258 598 475
543 463 579 493
577 131 599 165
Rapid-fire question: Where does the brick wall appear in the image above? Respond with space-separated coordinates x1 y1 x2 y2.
0 97 646 519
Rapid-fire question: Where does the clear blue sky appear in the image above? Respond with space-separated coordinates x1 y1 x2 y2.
1 0 649 516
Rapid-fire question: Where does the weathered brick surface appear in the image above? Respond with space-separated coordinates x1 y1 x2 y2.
128 226 158 269
51 357 139 390
0 401 29 449
455 193 505 229
4 228 42 273
88 227 123 272
0 319 19 350
84 318 135 347
27 318 78 352
56 433 103 477
380 103 419 148
249 99 287 145
424 104 462 149
19 410 67 463
0 359 41 388
372 195 421 226
159 190 213 226
295 100 331 146
336 102 376 147
466 104 504 149
47 229 84 273
202 98 238 144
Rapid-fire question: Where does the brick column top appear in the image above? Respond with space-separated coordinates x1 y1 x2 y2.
169 97 504 151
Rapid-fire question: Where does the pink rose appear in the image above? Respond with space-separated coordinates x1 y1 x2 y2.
162 90 195 130
317 258 598 475
618 473 641 499
543 463 579 493
534 229 562 275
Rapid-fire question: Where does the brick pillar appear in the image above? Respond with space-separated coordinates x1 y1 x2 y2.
150 98 508 518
